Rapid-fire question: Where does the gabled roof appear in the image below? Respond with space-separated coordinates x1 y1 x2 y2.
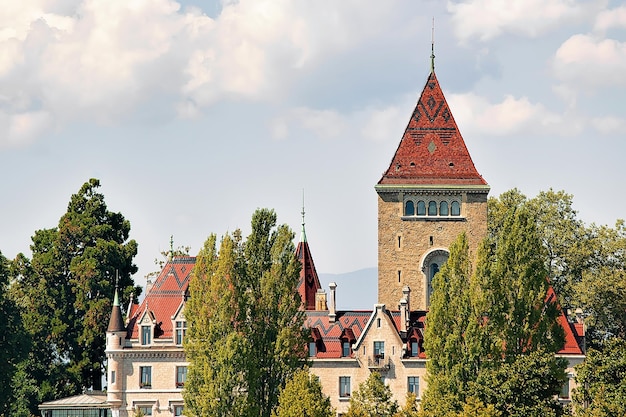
296 222 322 310
305 310 372 358
377 71 488 187
127 256 195 340
545 286 585 355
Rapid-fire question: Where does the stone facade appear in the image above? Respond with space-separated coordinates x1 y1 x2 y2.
376 188 488 309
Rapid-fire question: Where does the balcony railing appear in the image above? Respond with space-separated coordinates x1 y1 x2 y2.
367 355 390 371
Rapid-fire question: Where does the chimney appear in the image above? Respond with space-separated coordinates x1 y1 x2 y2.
400 298 408 333
329 282 337 323
402 286 411 314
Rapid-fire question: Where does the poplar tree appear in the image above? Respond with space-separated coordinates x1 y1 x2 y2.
184 209 307 417
345 372 398 417
421 207 566 416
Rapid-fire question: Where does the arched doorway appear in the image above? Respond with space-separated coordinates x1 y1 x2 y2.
422 249 449 307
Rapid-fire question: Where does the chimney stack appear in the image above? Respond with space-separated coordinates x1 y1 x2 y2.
400 298 408 333
329 282 337 323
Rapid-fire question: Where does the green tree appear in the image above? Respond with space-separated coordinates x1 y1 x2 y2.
395 393 420 417
346 372 398 417
184 209 308 417
472 350 566 417
8 179 139 414
421 233 480 416
272 368 333 417
572 338 626 416
422 207 566 416
0 251 29 416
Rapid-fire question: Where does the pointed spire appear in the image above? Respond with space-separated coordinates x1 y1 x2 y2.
430 17 436 74
108 276 126 333
300 189 307 243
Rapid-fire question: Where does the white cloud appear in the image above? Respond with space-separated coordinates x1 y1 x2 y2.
0 0 408 143
447 92 582 137
553 34 626 89
594 5 626 32
0 110 53 148
448 0 593 42
591 116 626 134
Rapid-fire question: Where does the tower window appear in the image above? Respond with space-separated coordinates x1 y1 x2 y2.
439 201 449 216
398 270 401 283
405 200 415 216
451 201 461 216
417 201 426 215
428 201 437 216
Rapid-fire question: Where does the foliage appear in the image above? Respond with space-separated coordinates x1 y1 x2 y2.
422 206 567 416
488 188 626 348
572 338 626 416
272 369 333 417
421 233 478 415
184 209 308 417
471 350 566 417
575 221 626 343
8 179 139 414
0 252 29 416
395 393 420 417
346 372 398 417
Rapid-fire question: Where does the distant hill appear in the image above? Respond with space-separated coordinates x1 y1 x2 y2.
318 267 377 311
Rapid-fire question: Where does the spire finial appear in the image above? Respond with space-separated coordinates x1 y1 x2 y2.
113 270 120 307
430 17 435 73
169 235 174 259
300 189 307 243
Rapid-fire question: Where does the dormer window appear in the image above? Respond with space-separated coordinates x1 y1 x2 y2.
309 341 317 357
141 325 152 345
410 340 419 357
175 321 187 345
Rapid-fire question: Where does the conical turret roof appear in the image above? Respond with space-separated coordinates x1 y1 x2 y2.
107 288 126 333
296 220 322 310
378 72 487 187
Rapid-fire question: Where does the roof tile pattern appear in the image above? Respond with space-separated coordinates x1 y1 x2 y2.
378 72 487 186
296 238 322 310
127 256 195 340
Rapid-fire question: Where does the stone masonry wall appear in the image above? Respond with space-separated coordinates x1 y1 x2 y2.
377 191 488 310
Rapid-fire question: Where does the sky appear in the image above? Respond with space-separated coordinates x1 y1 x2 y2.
1 0 626 292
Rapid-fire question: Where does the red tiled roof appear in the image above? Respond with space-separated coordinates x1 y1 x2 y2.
127 256 195 340
545 286 584 355
378 72 487 186
296 238 322 310
305 311 372 358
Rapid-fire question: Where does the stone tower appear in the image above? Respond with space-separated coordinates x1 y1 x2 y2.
375 69 489 310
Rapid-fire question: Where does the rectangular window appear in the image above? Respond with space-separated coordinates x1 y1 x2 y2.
374 341 385 359
137 406 152 416
110 370 116 385
339 376 351 398
173 405 184 416
175 321 187 345
411 341 419 357
408 376 419 395
309 341 316 357
342 341 351 357
140 366 152 388
176 366 187 388
559 378 570 399
141 325 151 345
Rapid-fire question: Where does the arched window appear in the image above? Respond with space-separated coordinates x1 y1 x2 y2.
451 201 461 216
423 249 449 307
439 201 449 216
405 200 415 216
417 201 426 215
428 201 437 216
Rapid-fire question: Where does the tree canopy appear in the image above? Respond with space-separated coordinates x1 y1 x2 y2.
422 206 566 416
345 372 398 417
7 179 139 415
184 208 308 417
272 368 334 417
